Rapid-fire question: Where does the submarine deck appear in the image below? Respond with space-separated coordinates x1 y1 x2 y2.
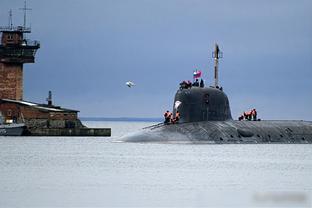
122 120 312 143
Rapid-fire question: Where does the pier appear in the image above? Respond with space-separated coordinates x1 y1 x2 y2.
26 127 111 137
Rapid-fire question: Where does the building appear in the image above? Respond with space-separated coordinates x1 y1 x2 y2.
0 8 78 126
0 21 82 129
0 5 110 136
0 99 80 128
0 26 39 100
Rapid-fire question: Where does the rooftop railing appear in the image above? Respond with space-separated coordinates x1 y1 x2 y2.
22 39 40 47
0 39 40 47
0 47 39 57
0 26 31 33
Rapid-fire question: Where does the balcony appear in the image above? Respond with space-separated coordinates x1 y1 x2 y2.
3 39 40 47
0 42 40 63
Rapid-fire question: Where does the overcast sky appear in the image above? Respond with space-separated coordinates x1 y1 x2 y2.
1 0 312 119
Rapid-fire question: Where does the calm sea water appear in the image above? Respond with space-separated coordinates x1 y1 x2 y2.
0 121 311 207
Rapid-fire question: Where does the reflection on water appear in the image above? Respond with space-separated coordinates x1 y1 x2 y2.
0 121 311 207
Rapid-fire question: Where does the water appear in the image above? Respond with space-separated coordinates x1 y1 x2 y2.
0 121 311 207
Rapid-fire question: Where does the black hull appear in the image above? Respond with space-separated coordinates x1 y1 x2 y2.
119 120 312 144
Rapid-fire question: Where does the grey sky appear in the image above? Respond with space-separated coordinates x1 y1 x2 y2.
1 0 312 119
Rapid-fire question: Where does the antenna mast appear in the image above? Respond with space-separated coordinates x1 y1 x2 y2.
8 9 13 30
213 43 222 88
19 0 32 29
46 91 53 106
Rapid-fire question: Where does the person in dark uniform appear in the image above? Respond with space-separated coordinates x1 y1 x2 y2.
187 80 192 88
164 110 172 124
238 114 244 121
164 110 170 124
193 79 199 87
252 109 257 121
179 81 187 89
200 79 204 88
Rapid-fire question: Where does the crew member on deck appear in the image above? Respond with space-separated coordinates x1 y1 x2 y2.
252 109 257 121
247 110 252 121
168 111 173 124
187 80 192 88
200 79 204 88
179 81 187 89
164 110 171 124
174 111 180 123
193 79 199 87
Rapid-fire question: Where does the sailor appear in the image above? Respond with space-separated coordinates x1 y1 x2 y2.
200 79 204 88
187 80 192 89
168 111 173 124
179 81 187 89
247 110 252 121
193 79 199 87
252 109 257 121
243 112 248 120
175 111 180 123
195 79 200 87
164 110 170 124
170 114 175 124
238 114 244 121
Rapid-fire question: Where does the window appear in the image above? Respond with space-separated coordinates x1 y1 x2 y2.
7 34 13 40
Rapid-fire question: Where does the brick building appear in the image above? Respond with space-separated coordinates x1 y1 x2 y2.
0 6 110 136
0 99 81 128
0 9 81 130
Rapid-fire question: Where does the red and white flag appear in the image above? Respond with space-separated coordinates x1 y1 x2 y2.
193 70 202 78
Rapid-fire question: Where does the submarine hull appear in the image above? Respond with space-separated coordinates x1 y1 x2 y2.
120 87 312 144
119 120 312 144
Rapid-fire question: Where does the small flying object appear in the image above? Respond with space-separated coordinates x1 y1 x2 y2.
126 81 135 88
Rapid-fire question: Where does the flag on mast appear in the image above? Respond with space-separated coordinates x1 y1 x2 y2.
193 70 202 79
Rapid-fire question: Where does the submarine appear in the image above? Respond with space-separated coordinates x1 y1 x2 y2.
120 44 312 144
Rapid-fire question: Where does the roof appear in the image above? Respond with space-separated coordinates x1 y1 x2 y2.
0 99 79 113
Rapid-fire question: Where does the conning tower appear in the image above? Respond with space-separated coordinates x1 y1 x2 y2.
173 44 232 122
173 87 232 122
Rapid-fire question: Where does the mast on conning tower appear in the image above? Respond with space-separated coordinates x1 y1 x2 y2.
212 43 223 88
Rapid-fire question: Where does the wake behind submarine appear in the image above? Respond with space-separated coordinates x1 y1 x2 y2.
120 44 312 144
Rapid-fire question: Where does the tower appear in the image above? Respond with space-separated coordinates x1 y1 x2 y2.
0 3 40 100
